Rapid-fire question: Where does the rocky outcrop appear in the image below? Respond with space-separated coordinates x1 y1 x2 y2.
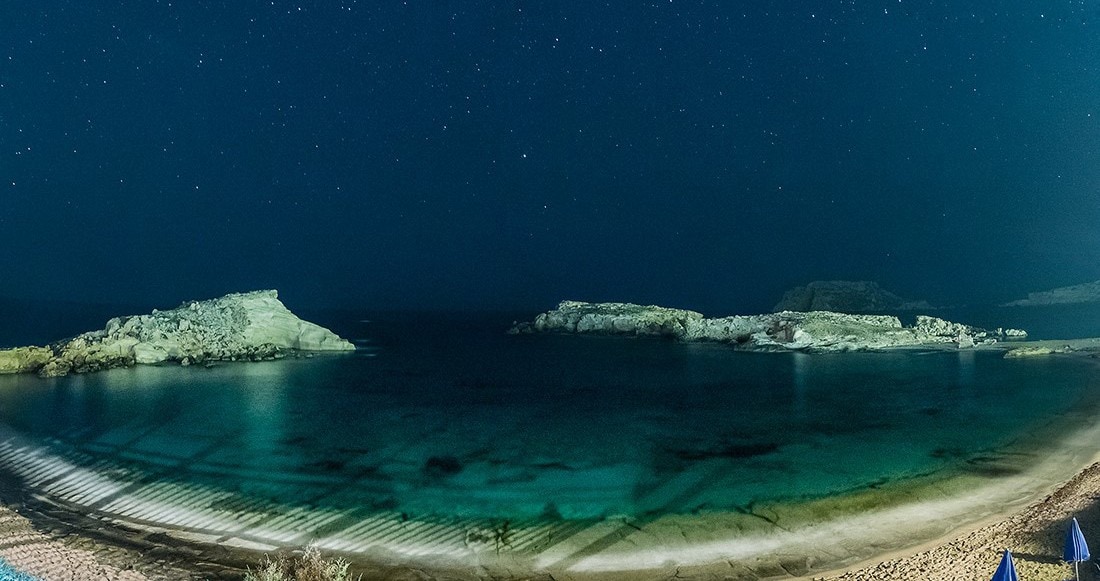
0 347 53 374
0 290 355 377
1001 281 1100 307
510 300 704 337
1003 346 1061 358
773 281 934 313
1001 328 1028 340
688 312 1020 351
512 301 1026 352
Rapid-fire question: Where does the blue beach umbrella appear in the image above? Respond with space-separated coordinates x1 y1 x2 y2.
1064 516 1090 580
990 549 1019 581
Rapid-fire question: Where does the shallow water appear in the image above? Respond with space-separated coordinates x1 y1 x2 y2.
0 314 1097 524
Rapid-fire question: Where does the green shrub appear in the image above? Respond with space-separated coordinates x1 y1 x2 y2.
244 546 356 581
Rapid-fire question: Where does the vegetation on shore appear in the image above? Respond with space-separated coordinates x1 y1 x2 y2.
245 546 357 581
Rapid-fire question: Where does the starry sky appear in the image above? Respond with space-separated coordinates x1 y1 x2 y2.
2 1 1099 314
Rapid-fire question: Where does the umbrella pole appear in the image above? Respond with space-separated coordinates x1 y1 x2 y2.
1075 560 1079 581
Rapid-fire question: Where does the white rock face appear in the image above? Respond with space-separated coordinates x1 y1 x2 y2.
1002 328 1028 340
512 301 1025 352
235 292 356 351
0 290 354 377
518 300 704 337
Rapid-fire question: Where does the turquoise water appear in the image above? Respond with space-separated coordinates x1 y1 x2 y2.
0 315 1097 521
0 559 37 581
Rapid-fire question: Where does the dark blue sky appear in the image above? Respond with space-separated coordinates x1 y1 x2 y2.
2 1 1099 313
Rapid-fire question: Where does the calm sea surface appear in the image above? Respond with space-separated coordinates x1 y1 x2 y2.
0 311 1097 521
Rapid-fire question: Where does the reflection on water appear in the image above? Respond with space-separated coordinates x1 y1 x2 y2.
0 322 1097 522
239 362 289 471
792 351 810 420
957 349 975 388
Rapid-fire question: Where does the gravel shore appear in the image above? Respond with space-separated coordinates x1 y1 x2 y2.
0 504 168 581
818 461 1100 581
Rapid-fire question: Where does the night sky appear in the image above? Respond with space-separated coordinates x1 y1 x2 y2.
2 1 1099 314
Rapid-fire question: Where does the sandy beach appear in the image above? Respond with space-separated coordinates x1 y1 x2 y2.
816 461 1100 581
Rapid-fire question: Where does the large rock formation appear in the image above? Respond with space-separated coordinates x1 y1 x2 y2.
0 290 355 377
773 281 934 313
511 301 1026 352
1001 281 1100 307
514 300 704 337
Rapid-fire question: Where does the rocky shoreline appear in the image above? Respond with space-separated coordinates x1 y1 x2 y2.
511 300 1027 352
0 290 354 377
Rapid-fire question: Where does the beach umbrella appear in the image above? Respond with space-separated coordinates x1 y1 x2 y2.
990 549 1019 581
1064 516 1090 580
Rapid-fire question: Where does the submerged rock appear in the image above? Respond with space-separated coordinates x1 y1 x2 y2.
671 442 780 461
423 456 464 478
0 290 354 377
773 280 935 313
512 301 1026 352
1001 280 1100 307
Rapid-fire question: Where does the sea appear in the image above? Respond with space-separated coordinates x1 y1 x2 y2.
0 304 1099 530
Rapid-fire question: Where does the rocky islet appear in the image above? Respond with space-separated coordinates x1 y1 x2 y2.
0 290 354 377
511 300 1028 352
